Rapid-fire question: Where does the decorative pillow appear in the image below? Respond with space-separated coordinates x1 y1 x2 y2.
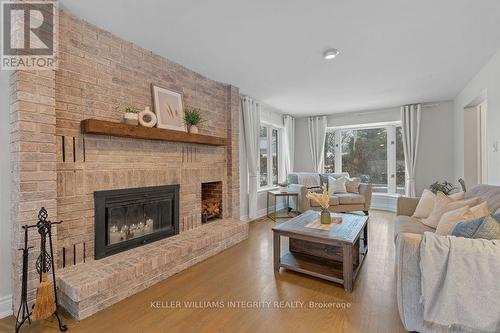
412 189 436 219
473 215 500 240
448 191 465 201
328 176 346 194
452 215 500 240
435 202 489 235
345 177 361 193
298 173 320 187
435 206 471 236
452 216 488 238
469 201 489 217
421 192 480 228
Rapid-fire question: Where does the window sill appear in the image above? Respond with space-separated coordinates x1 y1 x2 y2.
372 192 403 198
257 186 280 193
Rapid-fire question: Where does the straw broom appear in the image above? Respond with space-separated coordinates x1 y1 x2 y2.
31 272 56 321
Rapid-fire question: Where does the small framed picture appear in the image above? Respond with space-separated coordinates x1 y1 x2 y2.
151 84 185 131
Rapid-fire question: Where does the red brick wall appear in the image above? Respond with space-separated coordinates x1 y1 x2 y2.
53 10 240 264
10 9 240 311
10 69 57 310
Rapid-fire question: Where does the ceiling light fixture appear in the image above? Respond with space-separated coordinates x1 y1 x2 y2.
323 48 340 60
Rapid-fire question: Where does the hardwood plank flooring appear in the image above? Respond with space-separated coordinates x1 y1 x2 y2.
0 210 406 333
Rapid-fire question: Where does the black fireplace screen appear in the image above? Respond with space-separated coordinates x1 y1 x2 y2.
94 185 179 259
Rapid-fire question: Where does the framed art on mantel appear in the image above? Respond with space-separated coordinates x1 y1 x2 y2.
151 84 185 131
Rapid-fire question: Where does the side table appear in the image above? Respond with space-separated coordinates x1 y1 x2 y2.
267 190 299 221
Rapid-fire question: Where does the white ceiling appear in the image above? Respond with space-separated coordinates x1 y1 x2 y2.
60 0 500 116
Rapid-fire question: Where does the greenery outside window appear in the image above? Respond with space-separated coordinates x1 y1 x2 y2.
324 123 405 194
259 124 281 189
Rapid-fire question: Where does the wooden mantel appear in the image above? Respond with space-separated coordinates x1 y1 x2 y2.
81 119 227 146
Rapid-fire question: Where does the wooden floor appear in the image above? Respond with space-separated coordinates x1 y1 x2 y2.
1 210 406 333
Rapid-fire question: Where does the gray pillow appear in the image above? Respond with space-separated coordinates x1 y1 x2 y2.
452 216 486 238
452 214 500 240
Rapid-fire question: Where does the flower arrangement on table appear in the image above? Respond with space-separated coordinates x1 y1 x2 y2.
306 184 332 224
306 184 330 208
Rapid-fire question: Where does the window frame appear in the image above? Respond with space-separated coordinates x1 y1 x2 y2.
259 122 283 190
324 121 404 194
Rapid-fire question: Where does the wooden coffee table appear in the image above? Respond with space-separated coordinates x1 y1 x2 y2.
272 210 368 292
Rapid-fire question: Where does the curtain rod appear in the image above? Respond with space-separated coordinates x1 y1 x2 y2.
317 102 444 118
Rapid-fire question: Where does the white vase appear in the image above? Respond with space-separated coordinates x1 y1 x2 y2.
123 112 139 126
189 125 199 134
138 107 157 127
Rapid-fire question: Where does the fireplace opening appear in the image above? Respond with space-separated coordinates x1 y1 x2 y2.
94 185 179 259
201 181 222 224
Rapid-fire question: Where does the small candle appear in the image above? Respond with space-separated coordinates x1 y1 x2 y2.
136 222 145 237
145 219 154 234
109 225 121 244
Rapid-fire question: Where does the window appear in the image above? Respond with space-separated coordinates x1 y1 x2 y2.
259 125 281 188
259 127 268 187
324 131 336 173
395 126 406 194
341 128 388 192
271 128 279 185
324 124 405 194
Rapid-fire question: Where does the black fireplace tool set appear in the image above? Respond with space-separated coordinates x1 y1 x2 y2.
15 207 67 333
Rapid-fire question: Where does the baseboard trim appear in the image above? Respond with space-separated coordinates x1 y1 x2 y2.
0 295 12 319
240 203 286 222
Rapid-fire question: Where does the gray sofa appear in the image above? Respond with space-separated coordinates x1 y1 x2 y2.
287 172 372 214
394 184 500 332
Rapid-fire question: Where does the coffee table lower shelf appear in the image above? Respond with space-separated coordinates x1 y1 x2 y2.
279 251 344 284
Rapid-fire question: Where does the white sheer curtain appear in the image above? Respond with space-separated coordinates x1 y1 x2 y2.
401 104 421 197
307 116 328 173
283 115 295 177
241 96 261 219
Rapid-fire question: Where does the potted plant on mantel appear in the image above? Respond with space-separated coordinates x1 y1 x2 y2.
183 106 205 134
122 105 140 126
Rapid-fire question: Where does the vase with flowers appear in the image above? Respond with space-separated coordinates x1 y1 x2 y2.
306 184 331 224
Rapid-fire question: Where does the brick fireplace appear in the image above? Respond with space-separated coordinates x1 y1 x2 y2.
201 181 223 223
9 10 246 319
94 185 180 259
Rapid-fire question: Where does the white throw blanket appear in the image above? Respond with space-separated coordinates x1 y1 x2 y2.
419 232 500 333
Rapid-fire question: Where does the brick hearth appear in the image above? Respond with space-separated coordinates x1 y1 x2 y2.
9 9 244 316
57 219 248 320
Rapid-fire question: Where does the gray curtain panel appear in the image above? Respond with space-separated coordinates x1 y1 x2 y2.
401 104 421 197
241 96 261 219
307 116 328 173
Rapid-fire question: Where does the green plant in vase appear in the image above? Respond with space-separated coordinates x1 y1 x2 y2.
183 106 205 133
429 181 457 195
122 105 140 126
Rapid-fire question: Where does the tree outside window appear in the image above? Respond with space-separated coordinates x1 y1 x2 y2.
324 124 405 194
259 125 281 188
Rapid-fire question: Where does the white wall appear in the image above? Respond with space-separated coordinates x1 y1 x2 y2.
0 70 12 317
415 102 455 195
326 107 401 127
453 48 500 185
293 103 455 196
293 117 312 172
239 104 285 220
